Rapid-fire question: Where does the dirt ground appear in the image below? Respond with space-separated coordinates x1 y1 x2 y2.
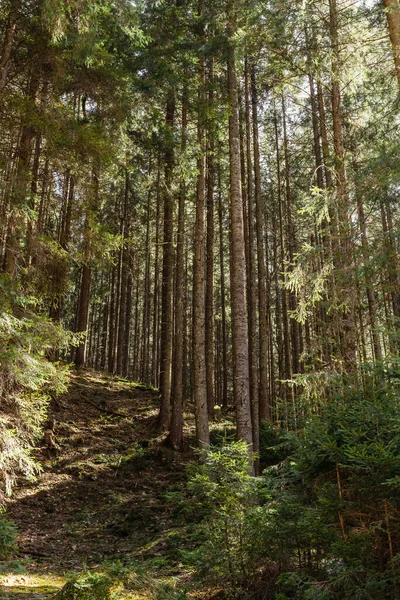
0 370 194 599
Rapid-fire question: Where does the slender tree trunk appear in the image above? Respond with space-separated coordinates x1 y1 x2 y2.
329 0 356 370
383 0 400 89
193 6 210 446
0 0 21 103
158 93 175 430
108 265 117 372
274 111 292 412
227 17 253 458
168 93 188 450
152 162 162 387
117 172 130 375
282 97 301 379
218 165 229 409
75 258 92 367
251 64 270 423
142 158 152 383
205 59 215 418
352 157 382 361
244 58 259 471
124 271 133 377
75 163 99 367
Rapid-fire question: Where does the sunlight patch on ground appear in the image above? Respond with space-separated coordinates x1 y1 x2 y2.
8 474 73 502
0 573 64 598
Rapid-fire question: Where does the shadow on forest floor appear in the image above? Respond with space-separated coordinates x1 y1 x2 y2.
1 369 236 599
0 370 191 598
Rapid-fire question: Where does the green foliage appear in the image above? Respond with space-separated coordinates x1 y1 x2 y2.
0 276 75 499
54 561 188 600
184 367 400 598
258 421 294 467
260 366 400 599
185 442 260 587
0 560 27 574
0 510 18 560
54 569 120 600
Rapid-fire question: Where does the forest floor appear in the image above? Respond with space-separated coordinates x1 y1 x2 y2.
0 370 223 599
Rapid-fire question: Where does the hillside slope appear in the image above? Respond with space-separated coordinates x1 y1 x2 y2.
1 370 196 599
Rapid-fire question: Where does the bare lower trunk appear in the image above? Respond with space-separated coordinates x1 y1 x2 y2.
251 65 270 423
205 59 215 418
244 58 259 472
227 18 253 460
193 10 210 446
158 94 175 431
169 93 188 450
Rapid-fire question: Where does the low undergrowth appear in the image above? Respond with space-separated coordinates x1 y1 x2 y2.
3 365 400 600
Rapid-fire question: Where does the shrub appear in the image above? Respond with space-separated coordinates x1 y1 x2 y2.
0 510 18 560
261 365 400 599
54 570 119 600
185 365 400 599
186 441 260 587
0 275 75 500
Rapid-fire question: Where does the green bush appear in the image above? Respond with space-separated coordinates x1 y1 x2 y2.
258 421 294 467
185 441 260 588
54 570 119 600
0 511 18 559
0 275 75 499
260 365 400 599
185 365 400 599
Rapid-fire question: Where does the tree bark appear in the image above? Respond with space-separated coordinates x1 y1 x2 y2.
193 5 210 446
383 0 400 90
158 93 175 431
168 93 188 450
227 17 253 459
251 64 270 423
0 0 21 103
244 58 259 472
329 0 356 370
205 59 215 419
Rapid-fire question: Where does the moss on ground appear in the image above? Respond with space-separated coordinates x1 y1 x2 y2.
0 573 64 598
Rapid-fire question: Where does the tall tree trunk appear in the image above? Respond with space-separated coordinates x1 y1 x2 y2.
218 164 229 409
282 97 301 380
244 58 259 471
193 6 210 446
75 257 92 367
274 110 292 412
142 158 152 383
107 265 117 372
227 17 253 458
75 163 99 367
117 171 130 375
168 93 188 450
329 0 356 370
124 270 133 377
205 59 215 419
158 93 175 430
352 156 383 361
152 162 162 387
251 65 270 423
